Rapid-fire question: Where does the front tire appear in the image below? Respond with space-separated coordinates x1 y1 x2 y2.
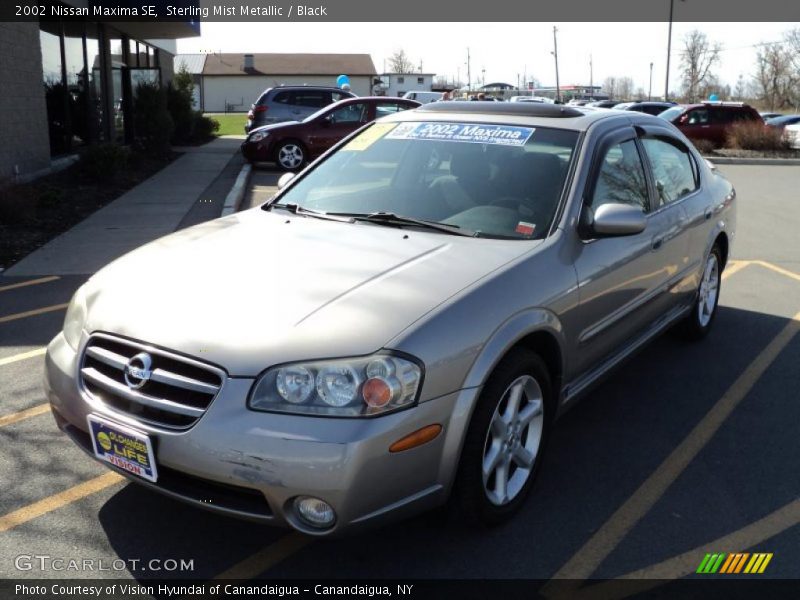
453 348 552 526
678 245 722 340
275 141 306 171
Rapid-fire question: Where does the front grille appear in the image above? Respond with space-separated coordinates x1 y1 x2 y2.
80 334 225 430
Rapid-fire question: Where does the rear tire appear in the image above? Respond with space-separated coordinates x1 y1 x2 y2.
678 245 722 340
452 348 552 526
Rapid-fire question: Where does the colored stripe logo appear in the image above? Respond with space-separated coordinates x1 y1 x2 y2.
697 552 773 574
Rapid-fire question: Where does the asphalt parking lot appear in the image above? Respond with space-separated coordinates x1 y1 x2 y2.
1 164 799 593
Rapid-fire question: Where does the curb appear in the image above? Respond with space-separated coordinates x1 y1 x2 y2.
702 156 800 166
221 163 252 216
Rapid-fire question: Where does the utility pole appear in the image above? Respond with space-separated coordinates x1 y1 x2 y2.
552 26 561 103
665 0 684 101
649 62 654 101
466 47 471 92
589 54 593 98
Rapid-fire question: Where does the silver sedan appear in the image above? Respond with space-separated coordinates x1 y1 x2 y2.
45 102 735 535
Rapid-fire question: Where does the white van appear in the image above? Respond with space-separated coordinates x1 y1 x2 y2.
402 91 443 104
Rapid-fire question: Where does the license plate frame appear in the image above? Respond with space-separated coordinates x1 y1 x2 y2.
87 415 158 482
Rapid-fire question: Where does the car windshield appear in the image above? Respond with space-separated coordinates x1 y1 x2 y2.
659 107 684 121
270 121 579 239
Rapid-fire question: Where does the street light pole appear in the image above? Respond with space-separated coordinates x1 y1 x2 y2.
552 26 561 103
649 62 653 101
589 54 593 98
664 0 684 101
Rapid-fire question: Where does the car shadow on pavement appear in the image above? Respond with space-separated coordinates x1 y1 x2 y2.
92 305 796 581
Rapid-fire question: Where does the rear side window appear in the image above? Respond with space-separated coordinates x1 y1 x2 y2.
641 137 698 208
271 91 292 104
375 102 415 118
292 91 332 108
332 91 352 102
686 109 709 125
590 139 649 212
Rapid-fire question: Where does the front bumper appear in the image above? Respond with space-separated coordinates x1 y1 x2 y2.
45 332 477 536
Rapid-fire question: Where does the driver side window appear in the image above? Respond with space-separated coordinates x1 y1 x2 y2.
590 139 649 212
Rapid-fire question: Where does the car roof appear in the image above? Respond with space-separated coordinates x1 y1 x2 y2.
265 86 352 94
382 100 638 132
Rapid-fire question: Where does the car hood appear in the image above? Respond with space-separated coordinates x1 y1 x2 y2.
248 121 301 137
84 208 538 376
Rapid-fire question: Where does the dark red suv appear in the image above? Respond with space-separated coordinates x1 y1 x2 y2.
658 102 763 146
242 97 420 170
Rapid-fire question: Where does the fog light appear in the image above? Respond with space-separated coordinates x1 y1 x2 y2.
294 496 336 528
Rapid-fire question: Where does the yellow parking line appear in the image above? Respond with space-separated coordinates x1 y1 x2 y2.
570 501 800 600
543 310 800 596
0 347 46 367
0 303 68 324
213 533 312 579
0 404 50 428
721 260 752 281
754 261 800 284
0 276 60 293
0 472 123 533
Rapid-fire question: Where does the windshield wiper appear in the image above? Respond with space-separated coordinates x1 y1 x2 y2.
330 212 478 237
269 203 355 223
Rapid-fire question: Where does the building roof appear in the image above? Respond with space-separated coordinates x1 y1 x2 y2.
201 53 377 76
174 54 207 75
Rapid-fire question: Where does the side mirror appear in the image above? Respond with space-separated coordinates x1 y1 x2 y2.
277 172 295 190
586 203 647 237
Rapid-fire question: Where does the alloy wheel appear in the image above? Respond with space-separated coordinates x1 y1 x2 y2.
482 375 545 506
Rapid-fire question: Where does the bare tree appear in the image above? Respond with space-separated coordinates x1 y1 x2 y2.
780 28 800 108
679 30 721 102
733 74 748 101
753 43 795 110
617 77 635 100
387 49 415 74
602 76 618 99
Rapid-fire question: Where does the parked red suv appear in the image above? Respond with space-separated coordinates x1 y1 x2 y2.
242 97 420 170
658 102 763 146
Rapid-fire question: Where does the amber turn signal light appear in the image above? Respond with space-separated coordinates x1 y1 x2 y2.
389 424 442 453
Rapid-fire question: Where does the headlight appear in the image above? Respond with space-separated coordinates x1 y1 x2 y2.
249 354 423 417
62 285 88 351
249 131 269 143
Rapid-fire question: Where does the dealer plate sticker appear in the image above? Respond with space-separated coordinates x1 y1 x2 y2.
386 122 535 146
88 416 158 482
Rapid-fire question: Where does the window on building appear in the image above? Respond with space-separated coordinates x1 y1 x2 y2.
397 76 405 84
417 77 424 85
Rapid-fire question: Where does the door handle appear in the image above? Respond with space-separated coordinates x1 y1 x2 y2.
704 208 713 220
652 237 664 250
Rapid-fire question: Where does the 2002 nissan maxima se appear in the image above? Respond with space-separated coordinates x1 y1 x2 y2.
45 102 735 535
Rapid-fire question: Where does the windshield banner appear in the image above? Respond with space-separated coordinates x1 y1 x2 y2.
386 122 535 147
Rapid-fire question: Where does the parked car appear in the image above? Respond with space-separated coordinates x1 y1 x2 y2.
760 112 782 121
659 102 762 145
245 86 356 133
586 100 620 108
764 114 800 131
784 122 800 149
47 101 735 535
615 101 677 116
402 91 443 104
242 97 420 170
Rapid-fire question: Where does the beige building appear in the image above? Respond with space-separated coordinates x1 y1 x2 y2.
177 53 378 113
